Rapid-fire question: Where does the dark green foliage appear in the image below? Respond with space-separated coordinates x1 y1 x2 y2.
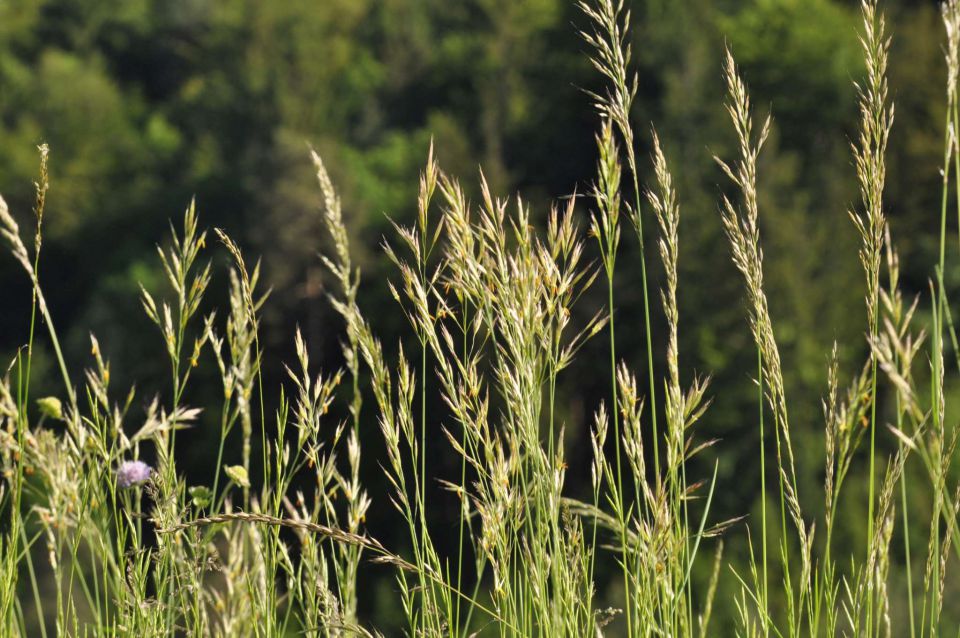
0 0 956 633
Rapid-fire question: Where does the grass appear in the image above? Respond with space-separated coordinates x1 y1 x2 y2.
0 0 958 635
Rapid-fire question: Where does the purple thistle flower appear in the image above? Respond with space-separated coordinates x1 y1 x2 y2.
117 460 152 488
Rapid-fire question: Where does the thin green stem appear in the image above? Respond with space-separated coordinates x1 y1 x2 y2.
455 303 469 637
901 459 916 638
605 275 633 638
18 519 46 638
628 169 660 479
758 347 768 634
866 353 878 548
420 339 428 614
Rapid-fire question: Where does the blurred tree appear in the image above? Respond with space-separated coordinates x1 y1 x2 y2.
0 0 954 633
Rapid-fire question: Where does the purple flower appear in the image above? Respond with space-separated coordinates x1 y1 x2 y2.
117 460 152 488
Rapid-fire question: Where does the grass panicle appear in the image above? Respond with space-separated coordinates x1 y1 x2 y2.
1 1 960 636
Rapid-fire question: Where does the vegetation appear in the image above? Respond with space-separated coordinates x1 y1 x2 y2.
1 0 960 635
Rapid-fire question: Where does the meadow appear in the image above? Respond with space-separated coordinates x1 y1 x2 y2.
0 0 958 635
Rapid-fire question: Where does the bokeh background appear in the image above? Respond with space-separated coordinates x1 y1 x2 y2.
1 0 957 633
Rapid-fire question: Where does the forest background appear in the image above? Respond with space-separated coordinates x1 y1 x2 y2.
0 0 955 631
